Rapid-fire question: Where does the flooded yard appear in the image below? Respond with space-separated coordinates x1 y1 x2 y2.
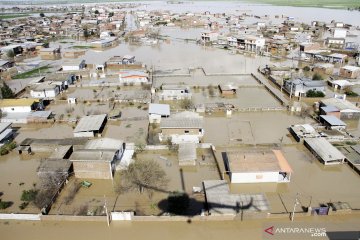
204 112 313 145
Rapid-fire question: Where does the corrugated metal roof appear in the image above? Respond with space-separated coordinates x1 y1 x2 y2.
305 138 345 162
73 114 107 133
160 118 203 129
321 98 360 112
320 115 346 126
149 103 170 116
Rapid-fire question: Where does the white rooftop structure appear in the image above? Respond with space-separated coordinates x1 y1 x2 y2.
148 103 170 116
304 138 345 165
73 114 107 137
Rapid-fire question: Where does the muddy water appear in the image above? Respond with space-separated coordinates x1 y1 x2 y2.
2 215 360 240
204 112 313 145
0 152 46 213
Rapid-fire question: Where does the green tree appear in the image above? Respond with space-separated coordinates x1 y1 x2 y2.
6 50 15 59
39 12 45 17
312 73 323 80
306 90 325 98
83 27 90 40
94 10 99 15
1 82 14 99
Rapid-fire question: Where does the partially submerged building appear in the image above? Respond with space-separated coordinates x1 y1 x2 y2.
224 149 293 183
159 111 204 143
0 122 13 146
73 114 107 137
148 103 170 123
320 98 360 120
319 115 346 130
304 138 345 165
70 138 125 179
158 84 191 101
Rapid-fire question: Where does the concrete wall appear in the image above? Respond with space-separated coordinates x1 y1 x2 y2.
73 131 95 138
230 171 279 183
0 213 41 221
73 161 112 179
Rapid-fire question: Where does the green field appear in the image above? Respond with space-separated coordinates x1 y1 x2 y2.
13 66 52 79
245 0 360 9
0 14 30 19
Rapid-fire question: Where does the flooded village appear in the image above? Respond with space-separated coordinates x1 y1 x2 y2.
0 1 360 239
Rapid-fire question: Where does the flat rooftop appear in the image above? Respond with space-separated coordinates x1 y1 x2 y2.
226 149 292 173
73 114 107 133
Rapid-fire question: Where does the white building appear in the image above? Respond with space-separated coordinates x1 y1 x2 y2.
201 30 219 43
62 59 86 71
159 84 191 101
225 149 293 183
119 71 149 85
0 99 38 113
30 83 60 99
148 103 170 123
333 28 347 38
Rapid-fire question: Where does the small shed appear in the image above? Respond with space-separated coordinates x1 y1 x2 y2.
148 103 170 123
218 84 237 95
73 114 107 137
320 115 346 130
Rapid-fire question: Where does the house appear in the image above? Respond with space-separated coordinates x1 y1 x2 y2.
236 35 265 53
333 28 347 38
159 84 191 100
0 122 13 146
304 138 345 165
70 138 125 179
39 47 61 60
313 63 334 75
0 98 39 113
200 30 219 43
62 59 86 71
218 84 237 95
148 103 170 123
299 42 320 52
339 66 360 79
1 44 23 55
284 78 326 97
328 80 354 90
37 158 73 179
320 105 341 119
0 60 15 73
289 124 321 142
326 53 347 64
73 114 107 137
325 38 345 49
159 111 204 143
319 115 346 130
224 149 292 183
91 37 117 48
30 82 60 99
320 98 360 120
119 70 149 85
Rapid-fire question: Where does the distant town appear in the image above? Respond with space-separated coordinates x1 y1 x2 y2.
0 1 360 239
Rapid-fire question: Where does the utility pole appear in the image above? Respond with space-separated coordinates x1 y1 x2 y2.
104 195 110 226
291 193 299 222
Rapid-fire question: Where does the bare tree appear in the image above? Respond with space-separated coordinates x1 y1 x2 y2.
115 158 168 199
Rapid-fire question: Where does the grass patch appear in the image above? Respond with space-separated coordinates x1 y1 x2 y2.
12 66 51 79
0 14 30 19
0 141 17 156
72 45 95 49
